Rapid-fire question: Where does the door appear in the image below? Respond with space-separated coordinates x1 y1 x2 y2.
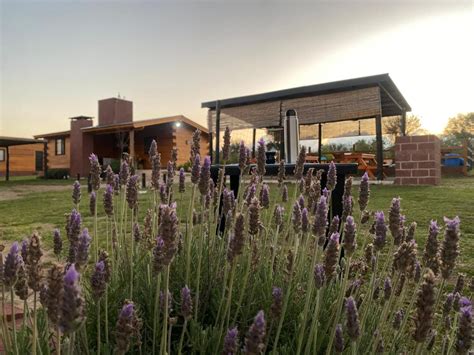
35 151 43 171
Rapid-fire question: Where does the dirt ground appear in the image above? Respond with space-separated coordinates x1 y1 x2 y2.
0 184 71 201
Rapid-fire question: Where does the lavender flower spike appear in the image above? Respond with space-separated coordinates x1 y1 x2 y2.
326 161 337 191
191 154 201 185
455 298 472 353
89 191 96 216
198 156 211 196
179 168 185 193
53 228 62 256
373 211 387 252
313 195 328 246
115 302 141 355
89 153 102 191
119 159 130 187
389 197 401 243
342 215 357 256
346 296 360 341
126 175 139 210
270 287 283 320
314 263 325 289
281 184 288 202
323 233 340 281
222 126 231 162
256 138 266 177
59 264 85 334
440 216 461 280
301 208 309 234
292 201 302 234
358 172 370 211
76 228 91 269
90 261 106 300
335 324 344 353
413 269 436 343
103 184 114 217
223 327 239 355
180 285 193 320
72 180 81 205
244 310 266 354
4 242 21 287
260 184 270 209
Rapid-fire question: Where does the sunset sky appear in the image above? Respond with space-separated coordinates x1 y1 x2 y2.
1 0 473 138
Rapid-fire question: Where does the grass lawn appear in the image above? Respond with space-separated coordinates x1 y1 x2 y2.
0 175 473 276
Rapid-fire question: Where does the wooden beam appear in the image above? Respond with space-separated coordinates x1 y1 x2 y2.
379 83 404 112
215 100 221 164
375 115 384 180
5 146 9 181
318 123 323 162
129 130 135 167
400 111 407 136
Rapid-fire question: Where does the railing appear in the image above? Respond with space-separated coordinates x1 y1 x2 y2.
441 139 473 176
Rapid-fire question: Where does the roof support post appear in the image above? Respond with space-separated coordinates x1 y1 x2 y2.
400 111 407 136
5 146 9 181
129 129 135 167
252 128 256 158
215 100 221 164
318 123 323 162
375 114 384 180
209 132 213 162
43 141 48 179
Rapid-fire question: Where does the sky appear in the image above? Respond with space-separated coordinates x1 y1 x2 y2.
1 0 473 138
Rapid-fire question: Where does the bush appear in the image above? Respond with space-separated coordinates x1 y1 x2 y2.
45 168 70 179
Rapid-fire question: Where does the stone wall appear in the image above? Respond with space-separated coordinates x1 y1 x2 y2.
395 135 441 185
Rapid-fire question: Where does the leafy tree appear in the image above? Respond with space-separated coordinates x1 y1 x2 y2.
384 114 427 137
442 112 474 145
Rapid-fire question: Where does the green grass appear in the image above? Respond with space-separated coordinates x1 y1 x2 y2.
0 176 473 275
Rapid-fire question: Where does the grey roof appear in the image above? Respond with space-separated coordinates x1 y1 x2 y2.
202 73 411 116
0 136 46 147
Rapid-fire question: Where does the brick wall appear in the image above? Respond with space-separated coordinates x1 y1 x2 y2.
395 135 441 185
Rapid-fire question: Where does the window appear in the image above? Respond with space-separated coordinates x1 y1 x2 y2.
0 149 5 162
55 138 65 155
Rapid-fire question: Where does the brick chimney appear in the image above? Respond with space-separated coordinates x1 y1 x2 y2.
70 116 93 177
98 97 133 126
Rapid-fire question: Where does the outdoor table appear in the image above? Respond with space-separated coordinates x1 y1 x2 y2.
333 152 380 179
210 163 358 218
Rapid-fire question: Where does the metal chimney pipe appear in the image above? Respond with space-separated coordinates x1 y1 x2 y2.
283 109 299 164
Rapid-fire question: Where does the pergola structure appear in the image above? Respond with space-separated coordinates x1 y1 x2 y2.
202 73 411 180
0 136 47 181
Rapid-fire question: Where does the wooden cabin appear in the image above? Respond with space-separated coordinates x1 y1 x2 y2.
35 98 209 177
0 138 45 179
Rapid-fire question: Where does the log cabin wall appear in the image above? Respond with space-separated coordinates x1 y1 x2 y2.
0 143 44 176
46 136 71 169
173 123 209 166
135 123 175 168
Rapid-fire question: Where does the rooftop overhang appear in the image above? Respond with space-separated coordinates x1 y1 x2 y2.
0 136 46 147
202 74 411 132
34 131 71 139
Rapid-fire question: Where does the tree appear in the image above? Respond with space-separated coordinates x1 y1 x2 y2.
384 114 427 137
442 112 474 145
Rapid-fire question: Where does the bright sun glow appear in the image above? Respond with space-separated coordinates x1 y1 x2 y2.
291 11 474 134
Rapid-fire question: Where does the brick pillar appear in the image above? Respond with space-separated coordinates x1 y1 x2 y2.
394 135 441 185
70 119 94 177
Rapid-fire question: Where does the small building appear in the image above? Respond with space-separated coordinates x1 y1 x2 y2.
0 137 46 180
35 97 209 177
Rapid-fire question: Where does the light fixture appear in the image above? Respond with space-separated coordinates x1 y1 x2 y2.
175 121 182 128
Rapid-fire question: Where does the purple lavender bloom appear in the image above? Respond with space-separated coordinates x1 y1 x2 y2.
384 277 392 300
455 298 472 353
244 310 266 354
440 216 461 279
239 141 247 171
119 160 130 187
246 184 257 206
21 239 28 262
148 139 158 161
191 154 201 185
72 180 81 206
4 242 21 287
113 174 120 194
90 261 106 300
53 228 62 256
273 205 284 227
222 126 231 162
76 228 91 269
301 208 309 233
281 184 288 202
153 236 165 274
223 327 239 355
89 153 102 191
59 264 85 334
260 184 270 209
181 285 193 320
313 196 328 245
322 187 329 200
389 197 401 242
270 287 283 320
342 215 357 256
335 324 344 353
298 194 305 210
223 188 235 216
115 302 140 354
358 172 370 211
346 296 360 341
179 168 185 193
314 263 325 289
373 211 387 251
126 175 139 210
199 156 211 196
326 161 337 191
292 201 302 234
256 138 266 177
103 184 114 217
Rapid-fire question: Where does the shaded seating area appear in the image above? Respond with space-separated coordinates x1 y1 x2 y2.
202 73 411 180
0 137 47 181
